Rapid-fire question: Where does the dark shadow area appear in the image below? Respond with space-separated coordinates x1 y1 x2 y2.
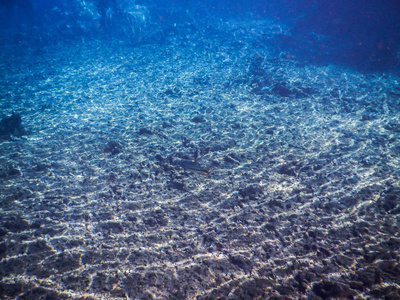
255 0 400 71
144 0 400 71
0 0 34 26
0 0 35 43
1 0 398 71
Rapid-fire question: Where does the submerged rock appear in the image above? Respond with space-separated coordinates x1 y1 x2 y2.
103 141 122 155
138 127 153 135
272 83 292 97
239 185 263 200
191 115 206 123
377 187 400 214
0 164 22 179
166 180 185 190
312 281 355 299
0 112 25 138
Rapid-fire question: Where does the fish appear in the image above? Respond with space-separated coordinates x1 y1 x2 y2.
179 160 210 176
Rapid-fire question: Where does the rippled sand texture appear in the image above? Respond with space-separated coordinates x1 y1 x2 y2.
1 21 400 299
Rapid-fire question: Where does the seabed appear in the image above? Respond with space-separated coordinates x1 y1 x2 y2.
1 20 399 300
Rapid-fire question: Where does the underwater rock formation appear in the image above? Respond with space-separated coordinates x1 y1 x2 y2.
0 112 24 138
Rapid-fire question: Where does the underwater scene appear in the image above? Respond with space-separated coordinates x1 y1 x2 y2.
1 0 400 299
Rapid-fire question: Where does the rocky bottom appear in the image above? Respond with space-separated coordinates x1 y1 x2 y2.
1 22 400 299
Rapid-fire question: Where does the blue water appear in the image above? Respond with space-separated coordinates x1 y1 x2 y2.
1 0 399 70
1 1 400 299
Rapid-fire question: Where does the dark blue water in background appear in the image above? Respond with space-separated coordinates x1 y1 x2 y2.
1 0 400 71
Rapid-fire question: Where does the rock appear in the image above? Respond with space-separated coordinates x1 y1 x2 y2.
162 121 173 128
376 260 400 282
386 237 400 250
312 281 354 299
51 251 81 273
272 83 292 97
50 237 84 252
249 54 264 73
62 273 91 292
126 213 138 222
0 243 7 259
277 164 296 176
0 164 21 178
276 284 297 296
377 187 400 214
191 115 206 123
89 272 108 292
0 282 25 299
166 180 185 190
99 221 124 234
27 240 53 255
238 185 263 200
229 255 253 273
3 215 30 232
231 278 273 299
353 267 377 287
210 140 236 152
143 210 168 227
295 271 317 294
35 224 66 237
143 217 157 227
104 141 122 155
333 254 354 268
338 196 358 208
224 154 240 164
18 287 61 300
138 128 152 135
0 257 27 278
0 112 25 137
0 228 8 238
163 87 181 97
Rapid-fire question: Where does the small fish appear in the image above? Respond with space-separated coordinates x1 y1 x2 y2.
179 160 210 176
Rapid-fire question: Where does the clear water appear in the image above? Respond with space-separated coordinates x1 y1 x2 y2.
0 1 399 299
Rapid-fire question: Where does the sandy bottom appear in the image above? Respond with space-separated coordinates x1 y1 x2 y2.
1 20 400 299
